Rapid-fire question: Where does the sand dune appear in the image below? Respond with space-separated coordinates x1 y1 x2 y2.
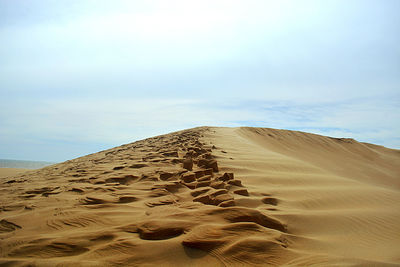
0 127 399 266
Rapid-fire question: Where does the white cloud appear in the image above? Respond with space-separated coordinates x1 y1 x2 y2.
1 0 399 160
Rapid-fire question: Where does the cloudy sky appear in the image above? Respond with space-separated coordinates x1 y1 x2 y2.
1 0 399 162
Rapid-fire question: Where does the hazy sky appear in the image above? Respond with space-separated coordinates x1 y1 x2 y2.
1 0 399 162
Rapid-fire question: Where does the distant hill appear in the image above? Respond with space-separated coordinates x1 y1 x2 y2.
0 159 55 169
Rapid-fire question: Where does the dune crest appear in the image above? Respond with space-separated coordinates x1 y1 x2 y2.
1 127 399 266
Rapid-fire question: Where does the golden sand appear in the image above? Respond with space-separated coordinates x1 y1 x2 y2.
1 127 399 266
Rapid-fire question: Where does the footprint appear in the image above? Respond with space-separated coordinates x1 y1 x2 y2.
129 163 148 169
112 166 125 170
104 175 138 185
145 196 178 207
137 220 189 240
0 219 21 233
234 189 249 196
69 188 84 193
262 197 278 206
118 196 138 203
182 222 263 252
25 187 61 197
206 207 286 232
81 197 108 205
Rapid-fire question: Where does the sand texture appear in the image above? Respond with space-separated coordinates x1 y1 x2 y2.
1 127 399 266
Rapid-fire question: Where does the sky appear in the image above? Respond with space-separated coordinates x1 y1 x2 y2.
0 0 399 162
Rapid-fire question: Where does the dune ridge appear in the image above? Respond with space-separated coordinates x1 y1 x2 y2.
0 127 399 266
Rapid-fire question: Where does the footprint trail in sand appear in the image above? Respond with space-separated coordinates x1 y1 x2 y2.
0 127 288 266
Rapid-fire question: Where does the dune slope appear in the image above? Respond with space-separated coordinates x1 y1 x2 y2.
0 127 399 266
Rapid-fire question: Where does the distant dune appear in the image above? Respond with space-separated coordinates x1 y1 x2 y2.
0 127 399 266
0 159 55 169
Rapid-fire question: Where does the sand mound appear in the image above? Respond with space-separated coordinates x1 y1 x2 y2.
0 127 399 266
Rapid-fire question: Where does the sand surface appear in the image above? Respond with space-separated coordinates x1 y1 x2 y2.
0 127 399 266
0 168 31 178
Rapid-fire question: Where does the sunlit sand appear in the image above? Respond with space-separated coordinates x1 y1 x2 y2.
1 127 399 266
